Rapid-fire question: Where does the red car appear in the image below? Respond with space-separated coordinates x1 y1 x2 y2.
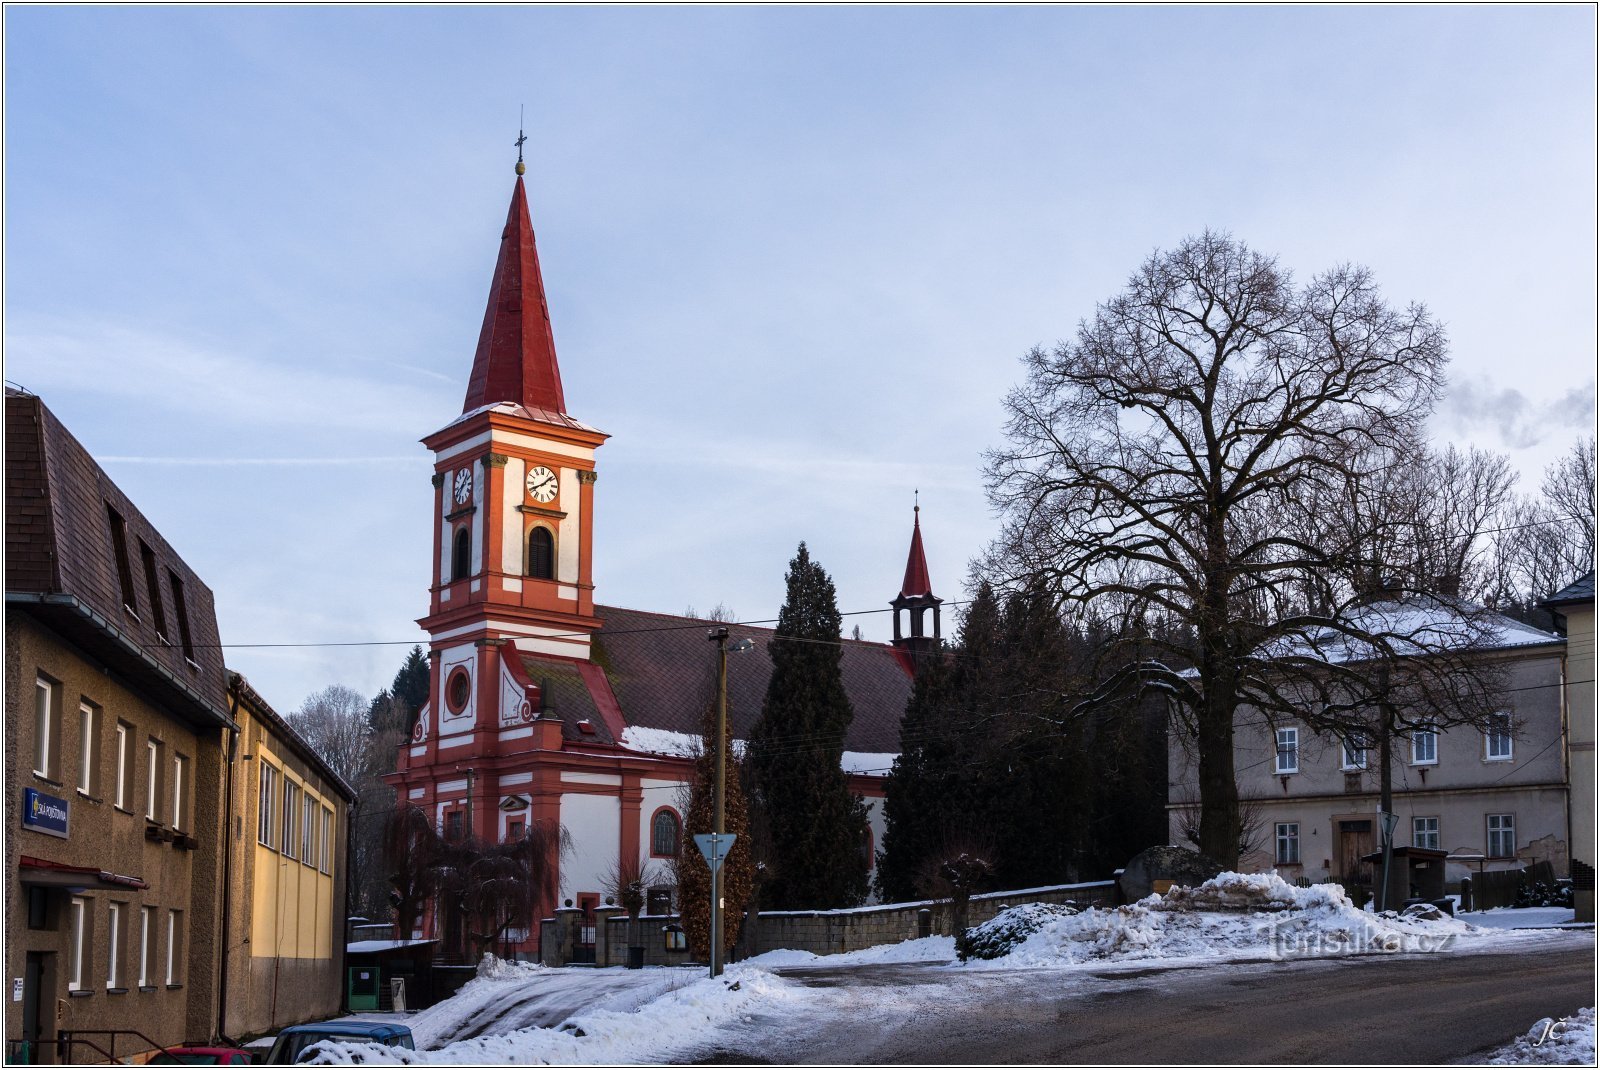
147 1047 256 1065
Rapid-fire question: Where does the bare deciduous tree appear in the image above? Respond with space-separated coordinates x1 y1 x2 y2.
287 684 371 785
985 232 1449 866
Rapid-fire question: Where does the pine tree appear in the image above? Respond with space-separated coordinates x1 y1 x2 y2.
391 645 430 729
747 543 869 909
678 702 755 960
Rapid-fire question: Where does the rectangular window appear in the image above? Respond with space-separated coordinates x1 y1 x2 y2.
107 505 138 614
1340 735 1369 771
1488 813 1516 858
138 906 154 987
1412 724 1438 765
77 702 99 795
114 722 133 809
258 763 277 849
508 817 525 843
1486 713 1514 761
168 570 195 663
107 902 124 989
283 782 301 861
146 739 163 821
68 896 87 991
445 810 463 841
302 794 315 866
172 754 189 832
1275 822 1301 865
139 540 168 640
34 676 58 779
321 807 333 874
1413 816 1440 850
1275 728 1299 774
165 910 182 986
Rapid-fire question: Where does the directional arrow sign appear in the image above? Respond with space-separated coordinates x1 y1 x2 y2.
693 833 737 874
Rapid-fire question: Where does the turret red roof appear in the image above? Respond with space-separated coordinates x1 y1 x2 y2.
462 177 567 415
900 507 934 598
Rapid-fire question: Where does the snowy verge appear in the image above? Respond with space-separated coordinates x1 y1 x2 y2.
1484 1006 1596 1065
304 964 799 1065
744 934 957 968
963 871 1487 969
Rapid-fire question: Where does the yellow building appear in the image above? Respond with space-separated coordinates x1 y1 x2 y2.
221 673 354 1038
1544 573 1595 922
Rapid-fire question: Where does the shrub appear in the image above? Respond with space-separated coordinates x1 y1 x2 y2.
957 902 1079 962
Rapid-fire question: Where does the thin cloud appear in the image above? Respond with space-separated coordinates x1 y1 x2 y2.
1440 376 1597 450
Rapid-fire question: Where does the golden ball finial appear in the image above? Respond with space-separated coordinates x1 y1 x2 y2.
515 160 526 176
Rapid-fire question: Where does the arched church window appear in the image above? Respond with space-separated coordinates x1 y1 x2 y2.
528 527 555 580
650 808 680 858
452 527 471 582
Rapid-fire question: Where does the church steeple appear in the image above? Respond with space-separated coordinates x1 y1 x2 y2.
891 500 942 653
462 176 567 415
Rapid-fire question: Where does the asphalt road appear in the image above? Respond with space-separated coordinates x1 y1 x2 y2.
695 943 1595 1065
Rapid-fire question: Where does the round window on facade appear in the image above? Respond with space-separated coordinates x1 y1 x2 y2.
446 668 471 714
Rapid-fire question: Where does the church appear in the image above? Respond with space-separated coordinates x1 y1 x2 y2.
387 161 944 958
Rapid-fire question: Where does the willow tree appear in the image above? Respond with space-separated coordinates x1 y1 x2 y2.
985 232 1447 866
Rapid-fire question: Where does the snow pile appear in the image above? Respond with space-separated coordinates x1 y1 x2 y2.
1485 1006 1596 1065
305 965 799 1065
959 903 1080 961
746 934 957 968
964 871 1474 969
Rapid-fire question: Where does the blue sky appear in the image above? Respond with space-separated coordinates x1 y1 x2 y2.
6 6 1595 712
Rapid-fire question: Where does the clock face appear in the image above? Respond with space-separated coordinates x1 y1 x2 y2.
453 468 472 505
526 465 558 504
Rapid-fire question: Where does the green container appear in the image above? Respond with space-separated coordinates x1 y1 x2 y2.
347 966 380 1011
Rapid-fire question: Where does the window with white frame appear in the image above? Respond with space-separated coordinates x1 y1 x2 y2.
68 896 88 991
114 722 133 809
165 910 182 986
107 901 124 989
1411 723 1438 765
138 906 154 986
172 754 189 832
34 676 59 779
320 807 333 874
78 702 100 795
1275 728 1299 774
1413 816 1440 850
283 781 301 861
145 738 163 821
302 793 315 866
1275 822 1301 865
1488 813 1516 858
258 763 277 849
1340 734 1369 771
1485 713 1514 761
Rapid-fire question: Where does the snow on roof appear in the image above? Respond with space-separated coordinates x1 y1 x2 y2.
618 726 896 777
346 938 437 954
1258 598 1562 666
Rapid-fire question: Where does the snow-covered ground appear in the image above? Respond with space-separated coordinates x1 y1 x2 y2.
1459 906 1584 930
305 874 1592 1065
1485 1006 1597 1065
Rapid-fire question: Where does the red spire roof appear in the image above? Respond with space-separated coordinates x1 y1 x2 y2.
462 177 567 415
900 506 934 598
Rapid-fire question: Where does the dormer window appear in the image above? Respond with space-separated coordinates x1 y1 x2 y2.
528 527 554 580
452 527 472 582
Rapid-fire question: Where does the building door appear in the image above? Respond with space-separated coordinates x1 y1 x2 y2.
1337 820 1374 883
573 893 598 965
21 952 48 1063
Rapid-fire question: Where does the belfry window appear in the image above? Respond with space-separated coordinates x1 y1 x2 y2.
452 527 472 582
528 527 554 580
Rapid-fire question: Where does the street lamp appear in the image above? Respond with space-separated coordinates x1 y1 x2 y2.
707 626 753 978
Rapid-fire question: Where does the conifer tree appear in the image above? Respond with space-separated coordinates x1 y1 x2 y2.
678 702 755 960
747 543 869 909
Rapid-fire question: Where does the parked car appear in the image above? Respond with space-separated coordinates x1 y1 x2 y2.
263 1022 415 1064
148 1048 255 1065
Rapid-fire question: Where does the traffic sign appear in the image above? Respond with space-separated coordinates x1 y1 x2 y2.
693 833 736 873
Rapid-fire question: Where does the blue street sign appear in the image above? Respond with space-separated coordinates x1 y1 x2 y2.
693 833 736 873
22 788 69 839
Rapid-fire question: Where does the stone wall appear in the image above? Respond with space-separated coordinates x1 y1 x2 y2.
539 880 1117 967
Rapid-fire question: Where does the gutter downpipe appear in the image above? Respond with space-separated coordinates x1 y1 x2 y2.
218 676 243 1044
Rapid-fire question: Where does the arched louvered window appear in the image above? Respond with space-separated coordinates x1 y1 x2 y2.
452 527 471 582
528 527 555 580
650 808 680 858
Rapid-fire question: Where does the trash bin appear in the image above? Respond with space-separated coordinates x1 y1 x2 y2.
626 946 645 970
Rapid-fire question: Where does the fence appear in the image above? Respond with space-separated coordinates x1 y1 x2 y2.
539 880 1118 968
1460 861 1555 911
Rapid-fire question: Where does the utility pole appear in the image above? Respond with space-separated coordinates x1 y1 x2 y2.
710 628 729 978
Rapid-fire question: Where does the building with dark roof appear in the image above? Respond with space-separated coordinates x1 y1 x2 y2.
1542 571 1595 921
6 387 233 1057
387 165 937 959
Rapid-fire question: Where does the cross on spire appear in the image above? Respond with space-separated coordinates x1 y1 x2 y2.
515 106 528 176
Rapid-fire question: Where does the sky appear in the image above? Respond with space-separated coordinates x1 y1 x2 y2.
5 6 1596 713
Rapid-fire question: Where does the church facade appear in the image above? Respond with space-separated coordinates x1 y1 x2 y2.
387 168 940 957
